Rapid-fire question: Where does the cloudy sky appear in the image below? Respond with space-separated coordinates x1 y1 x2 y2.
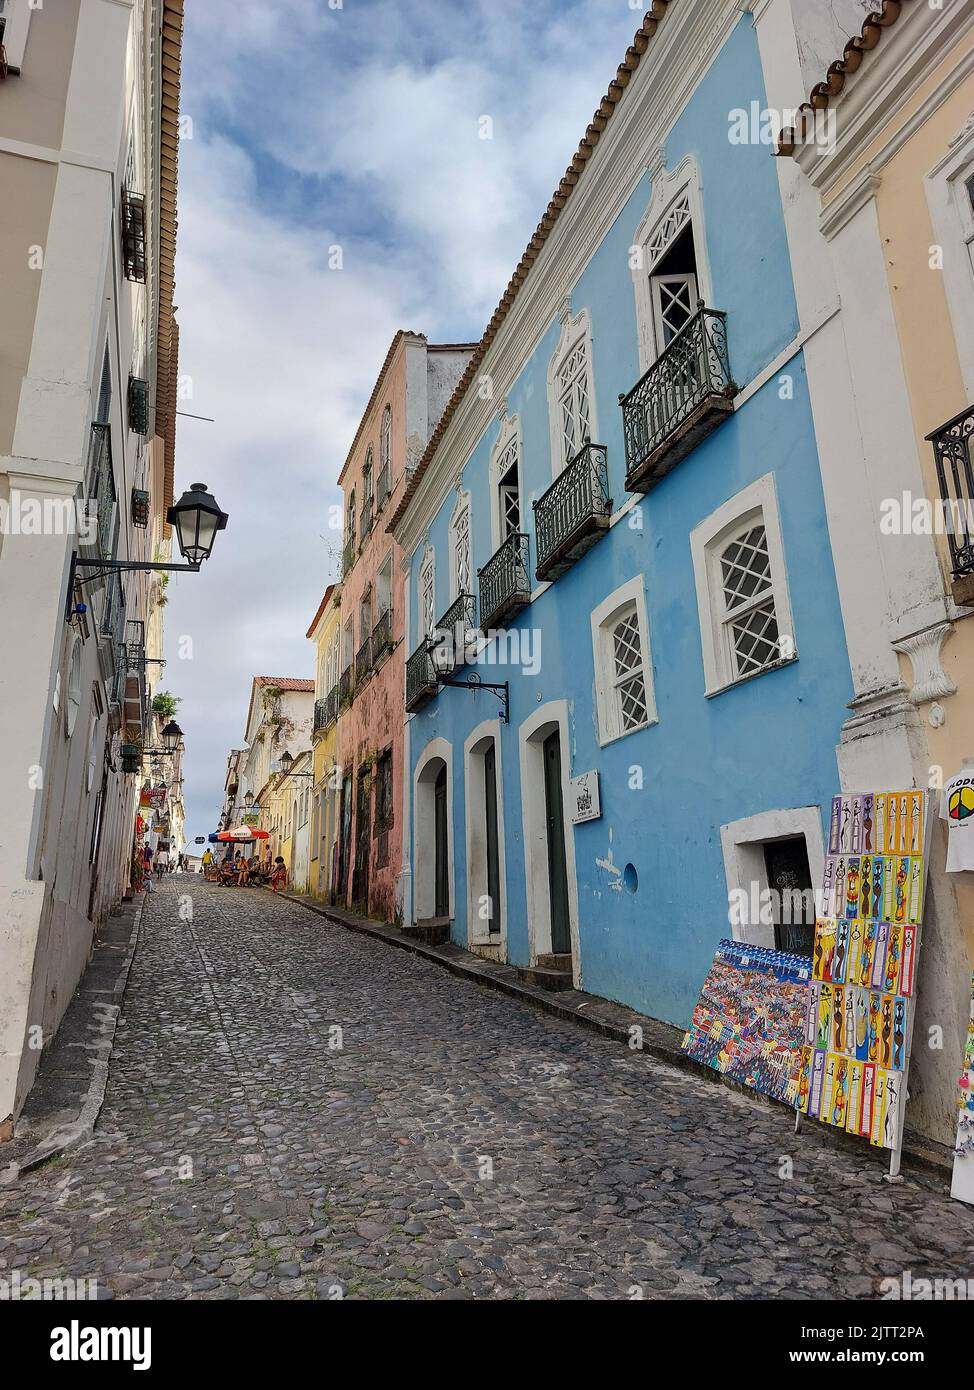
164 0 645 844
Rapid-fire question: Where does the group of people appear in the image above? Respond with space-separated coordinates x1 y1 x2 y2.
200 845 288 891
137 842 186 890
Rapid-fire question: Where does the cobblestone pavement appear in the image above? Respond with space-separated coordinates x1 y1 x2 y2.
2 877 974 1301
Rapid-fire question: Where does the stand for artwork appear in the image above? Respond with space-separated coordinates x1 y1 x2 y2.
795 789 933 1181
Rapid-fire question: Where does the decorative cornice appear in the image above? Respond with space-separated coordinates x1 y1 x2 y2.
892 621 957 705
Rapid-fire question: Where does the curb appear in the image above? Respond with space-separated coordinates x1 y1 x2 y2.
1 899 144 1185
273 888 953 1184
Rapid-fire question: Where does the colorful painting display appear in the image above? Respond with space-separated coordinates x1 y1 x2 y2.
797 789 929 1153
682 939 812 1104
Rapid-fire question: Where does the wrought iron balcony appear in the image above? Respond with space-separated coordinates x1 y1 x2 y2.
342 535 356 578
372 607 393 663
478 532 531 631
361 496 374 538
405 640 438 713
339 666 354 708
356 633 374 684
313 696 331 735
620 306 735 493
128 376 149 435
927 404 974 579
120 189 147 283
131 487 150 528
432 592 476 675
534 442 612 582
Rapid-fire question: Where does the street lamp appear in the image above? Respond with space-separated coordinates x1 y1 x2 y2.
166 483 229 566
66 481 229 621
429 634 510 722
278 750 313 780
160 719 183 752
244 792 254 808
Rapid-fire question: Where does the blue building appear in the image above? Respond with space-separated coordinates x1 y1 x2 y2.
388 3 855 1030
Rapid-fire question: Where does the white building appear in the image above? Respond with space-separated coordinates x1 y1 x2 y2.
0 0 184 1133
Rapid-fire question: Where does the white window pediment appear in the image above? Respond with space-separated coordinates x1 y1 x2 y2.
448 487 472 601
690 473 797 697
546 305 598 480
631 155 713 375
489 408 523 551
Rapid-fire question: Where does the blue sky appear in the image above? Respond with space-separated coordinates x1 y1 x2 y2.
163 0 648 844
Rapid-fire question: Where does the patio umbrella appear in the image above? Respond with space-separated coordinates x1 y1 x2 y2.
215 826 269 841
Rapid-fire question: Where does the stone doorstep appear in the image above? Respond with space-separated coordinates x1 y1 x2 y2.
0 901 144 1182
275 888 954 1182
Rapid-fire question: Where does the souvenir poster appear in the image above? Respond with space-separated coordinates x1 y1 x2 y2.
951 976 974 1206
682 939 812 1104
798 789 930 1152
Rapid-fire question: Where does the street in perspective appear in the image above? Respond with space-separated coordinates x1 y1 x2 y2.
2 0 974 1359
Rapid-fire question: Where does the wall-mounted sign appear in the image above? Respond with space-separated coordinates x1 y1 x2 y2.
139 787 167 808
569 770 600 824
241 811 261 826
193 836 206 845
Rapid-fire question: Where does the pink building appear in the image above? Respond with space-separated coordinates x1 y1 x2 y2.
335 332 474 921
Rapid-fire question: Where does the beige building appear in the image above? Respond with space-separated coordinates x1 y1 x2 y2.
762 0 974 1148
0 0 184 1131
230 677 315 869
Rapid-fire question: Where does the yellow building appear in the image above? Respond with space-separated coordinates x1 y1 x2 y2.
767 0 974 1150
307 584 343 899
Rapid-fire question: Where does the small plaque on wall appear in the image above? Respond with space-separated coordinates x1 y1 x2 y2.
570 770 600 824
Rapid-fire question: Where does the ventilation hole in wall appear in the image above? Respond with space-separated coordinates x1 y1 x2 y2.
623 863 638 895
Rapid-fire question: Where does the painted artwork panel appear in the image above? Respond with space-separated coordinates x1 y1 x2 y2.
681 939 812 1104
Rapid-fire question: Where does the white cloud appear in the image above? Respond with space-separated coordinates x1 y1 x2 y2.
167 0 643 840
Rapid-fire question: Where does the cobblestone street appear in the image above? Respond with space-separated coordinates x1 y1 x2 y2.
2 876 974 1301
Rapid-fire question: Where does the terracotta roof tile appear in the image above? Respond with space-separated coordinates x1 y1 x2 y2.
387 1 675 532
253 677 315 692
778 0 909 154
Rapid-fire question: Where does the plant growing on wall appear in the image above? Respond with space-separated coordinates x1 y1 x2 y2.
261 685 295 747
151 691 180 721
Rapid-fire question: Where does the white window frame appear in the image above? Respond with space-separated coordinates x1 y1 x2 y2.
65 636 83 738
418 546 435 639
591 576 657 746
0 0 34 71
488 408 523 550
448 488 472 600
630 155 714 376
546 305 599 480
464 720 508 952
690 473 796 697
376 553 393 619
926 122 974 400
720 807 825 950
380 404 392 475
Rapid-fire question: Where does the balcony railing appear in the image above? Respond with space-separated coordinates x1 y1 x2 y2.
432 592 475 675
372 607 393 663
342 535 356 578
339 666 354 708
313 695 333 735
405 640 438 713
128 376 149 435
120 189 147 283
534 442 612 582
620 305 735 493
478 532 531 631
131 487 150 528
361 495 374 538
356 633 373 684
927 404 974 579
